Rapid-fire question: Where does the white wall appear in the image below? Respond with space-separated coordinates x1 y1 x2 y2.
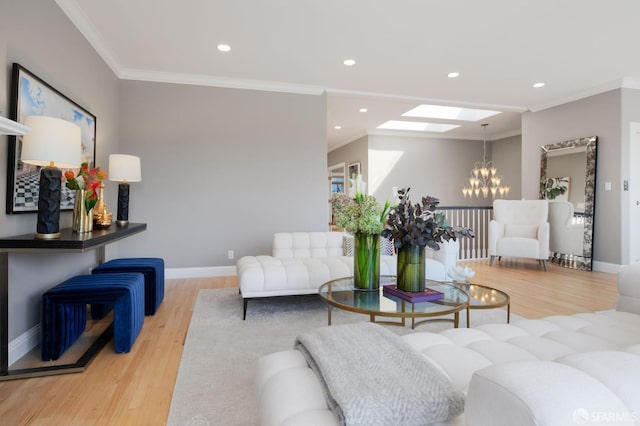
620 88 640 264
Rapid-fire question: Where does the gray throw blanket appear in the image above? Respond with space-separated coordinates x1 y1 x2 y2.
295 322 464 426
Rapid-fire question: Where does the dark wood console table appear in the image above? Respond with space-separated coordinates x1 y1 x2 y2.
0 222 146 380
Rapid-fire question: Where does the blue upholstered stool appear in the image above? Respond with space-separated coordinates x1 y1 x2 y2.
41 273 145 361
92 257 165 316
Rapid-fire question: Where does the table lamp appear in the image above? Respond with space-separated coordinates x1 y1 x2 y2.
21 116 81 239
108 154 141 226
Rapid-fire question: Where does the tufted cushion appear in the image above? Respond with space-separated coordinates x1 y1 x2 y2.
238 255 398 298
257 308 640 425
273 232 344 259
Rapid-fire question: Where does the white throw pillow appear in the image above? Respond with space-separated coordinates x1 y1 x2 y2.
504 224 538 238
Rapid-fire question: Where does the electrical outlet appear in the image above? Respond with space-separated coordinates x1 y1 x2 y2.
228 250 234 260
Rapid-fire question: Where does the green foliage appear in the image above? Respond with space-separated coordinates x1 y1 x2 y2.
330 185 391 235
383 188 474 250
544 177 568 200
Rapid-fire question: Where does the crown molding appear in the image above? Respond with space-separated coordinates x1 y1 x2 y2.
56 0 325 96
55 0 123 78
118 68 325 96
492 128 522 141
528 79 624 112
367 129 483 141
326 88 528 114
622 77 640 90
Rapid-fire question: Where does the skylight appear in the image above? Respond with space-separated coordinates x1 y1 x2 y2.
402 104 501 121
376 121 460 133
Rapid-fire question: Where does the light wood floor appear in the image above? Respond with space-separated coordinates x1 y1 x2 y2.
0 261 618 424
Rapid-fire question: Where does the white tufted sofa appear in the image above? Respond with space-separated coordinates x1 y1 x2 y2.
255 263 640 426
237 232 459 319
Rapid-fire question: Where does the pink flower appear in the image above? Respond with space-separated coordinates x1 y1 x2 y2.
64 162 107 213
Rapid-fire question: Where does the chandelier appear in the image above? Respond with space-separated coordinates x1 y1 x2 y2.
462 123 510 198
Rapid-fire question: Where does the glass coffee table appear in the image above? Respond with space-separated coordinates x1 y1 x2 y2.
453 281 510 327
318 276 469 329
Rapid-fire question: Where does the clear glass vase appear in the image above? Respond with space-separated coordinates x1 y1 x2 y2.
353 232 380 291
397 245 425 292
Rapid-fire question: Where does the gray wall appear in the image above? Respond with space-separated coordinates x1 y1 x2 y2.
0 0 121 340
328 135 369 185
0 1 328 343
522 90 622 264
492 134 522 201
328 134 523 207
366 135 490 206
117 81 328 267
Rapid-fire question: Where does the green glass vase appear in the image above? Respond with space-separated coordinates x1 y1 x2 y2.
397 245 425 292
353 233 380 291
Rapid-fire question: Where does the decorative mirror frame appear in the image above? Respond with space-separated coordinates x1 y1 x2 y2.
539 136 597 271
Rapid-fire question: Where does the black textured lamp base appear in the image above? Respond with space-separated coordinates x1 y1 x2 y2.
35 167 62 239
117 183 130 226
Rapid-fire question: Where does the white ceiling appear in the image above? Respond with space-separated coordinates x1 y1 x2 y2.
56 0 640 151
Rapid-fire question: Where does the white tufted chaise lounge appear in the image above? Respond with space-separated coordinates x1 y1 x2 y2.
237 232 459 320
255 262 640 425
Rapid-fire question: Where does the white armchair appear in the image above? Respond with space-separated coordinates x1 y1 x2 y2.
489 199 550 271
548 200 584 256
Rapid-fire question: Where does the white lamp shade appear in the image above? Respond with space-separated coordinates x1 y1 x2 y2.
21 115 81 168
108 154 142 182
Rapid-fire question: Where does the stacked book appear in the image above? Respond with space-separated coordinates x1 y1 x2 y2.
382 284 443 303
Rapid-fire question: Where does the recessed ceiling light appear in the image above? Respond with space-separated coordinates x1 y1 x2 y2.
343 59 356 66
217 44 231 52
334 125 342 130
359 108 368 113
376 121 460 133
448 72 460 78
402 104 501 122
533 82 545 88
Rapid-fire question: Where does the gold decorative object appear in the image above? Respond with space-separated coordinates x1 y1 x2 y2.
93 182 112 229
72 189 93 233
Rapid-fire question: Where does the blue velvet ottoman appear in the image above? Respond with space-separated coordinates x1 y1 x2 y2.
92 257 165 316
41 273 145 361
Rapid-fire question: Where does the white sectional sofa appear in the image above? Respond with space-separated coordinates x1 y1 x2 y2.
255 262 640 426
237 232 459 319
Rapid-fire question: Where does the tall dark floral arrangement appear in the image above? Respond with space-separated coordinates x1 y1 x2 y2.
383 188 474 292
383 188 474 249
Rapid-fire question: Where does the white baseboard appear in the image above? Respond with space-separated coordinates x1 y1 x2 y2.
592 261 623 274
165 266 237 279
9 324 39 366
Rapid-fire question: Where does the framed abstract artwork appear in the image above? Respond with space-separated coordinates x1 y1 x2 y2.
7 63 96 214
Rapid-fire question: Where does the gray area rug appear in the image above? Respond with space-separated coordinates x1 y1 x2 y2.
167 288 521 426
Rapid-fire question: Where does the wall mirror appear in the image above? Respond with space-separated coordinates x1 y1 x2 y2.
539 136 597 270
